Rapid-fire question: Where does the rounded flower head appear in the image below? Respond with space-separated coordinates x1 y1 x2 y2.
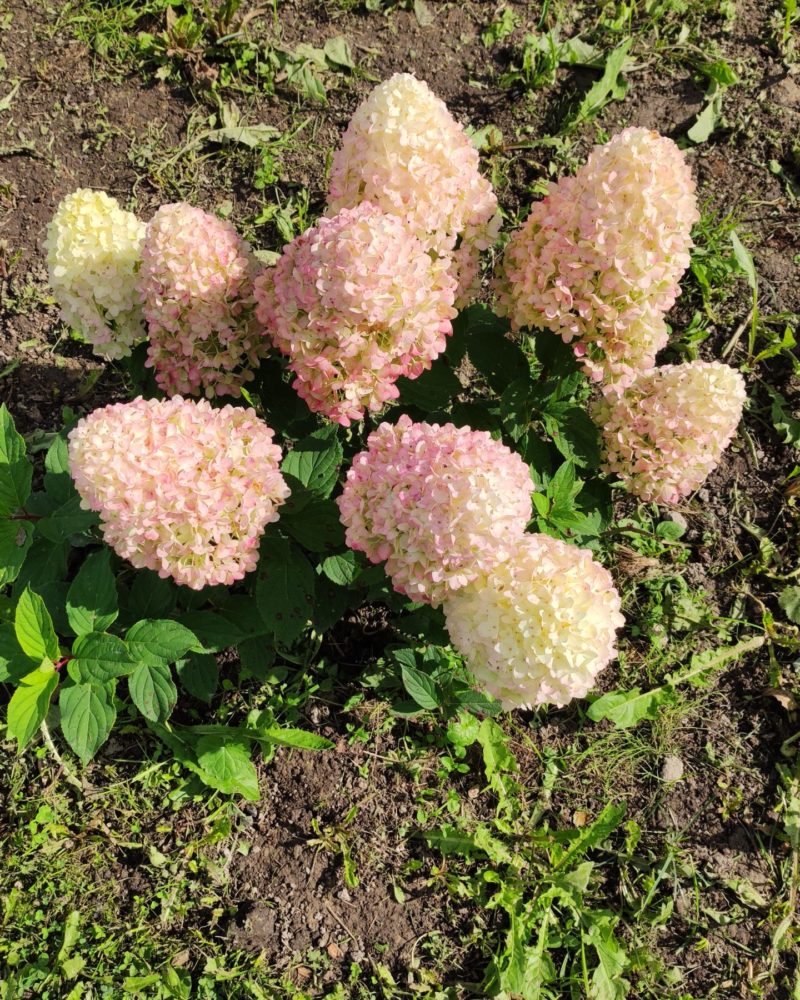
327 73 501 305
68 397 290 589
444 534 624 710
592 360 746 504
495 127 699 386
139 203 267 398
336 414 534 605
45 189 146 360
256 203 457 426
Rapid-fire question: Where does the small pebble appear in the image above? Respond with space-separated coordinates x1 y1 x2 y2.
661 755 684 782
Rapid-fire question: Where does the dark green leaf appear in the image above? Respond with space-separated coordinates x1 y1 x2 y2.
281 427 342 498
237 637 278 682
12 537 68 595
256 538 315 644
175 652 218 703
70 632 135 683
0 404 33 516
400 660 440 710
397 362 462 412
565 38 631 130
321 551 362 587
0 621 37 683
177 611 243 652
127 571 177 620
59 682 116 764
282 493 345 551
766 386 800 449
15 586 59 661
0 518 33 587
128 660 177 722
35 495 99 542
66 549 118 636
126 620 199 665
43 436 73 504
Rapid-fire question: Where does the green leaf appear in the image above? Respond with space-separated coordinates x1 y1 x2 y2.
7 661 58 750
127 571 177 619
566 38 631 130
477 717 516 780
555 802 625 871
400 660 439 710
671 635 765 688
730 230 758 291
237 636 278 681
0 404 33 516
128 660 177 722
66 549 118 636
69 632 135 683
323 35 355 69
15 586 59 661
779 586 800 625
687 91 722 143
281 427 342 498
35 494 99 542
175 652 218 703
59 682 116 764
126 619 199 665
455 306 529 392
282 493 345 551
0 621 37 683
766 386 800 449
178 610 243 651
585 911 630 1000
321 551 362 587
43 436 73 503
396 362 462 412
260 727 334 750
195 735 259 800
587 686 675 729
0 518 33 587
256 537 315 644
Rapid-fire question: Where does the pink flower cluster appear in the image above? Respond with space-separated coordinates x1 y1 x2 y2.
327 73 501 306
139 204 267 398
495 127 699 387
592 360 746 504
68 397 290 589
336 415 533 606
444 534 624 709
256 203 457 426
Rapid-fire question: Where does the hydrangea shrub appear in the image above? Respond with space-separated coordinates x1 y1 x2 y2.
45 188 146 360
337 414 534 606
592 360 747 504
327 73 501 305
139 203 266 398
256 203 457 425
495 127 699 386
68 396 290 589
444 534 624 709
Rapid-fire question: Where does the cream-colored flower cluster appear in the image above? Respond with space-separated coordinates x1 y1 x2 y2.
592 360 746 504
327 73 501 306
495 127 699 387
444 534 624 709
45 189 146 360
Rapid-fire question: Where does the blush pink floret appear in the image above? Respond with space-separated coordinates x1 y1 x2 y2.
336 414 534 606
327 73 501 306
592 360 746 504
256 203 457 426
495 127 699 386
139 203 267 398
68 397 290 589
444 534 624 710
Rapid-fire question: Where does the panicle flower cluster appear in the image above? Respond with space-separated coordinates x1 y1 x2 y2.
444 534 624 709
337 415 533 606
68 396 290 589
327 73 501 305
256 203 457 426
495 127 699 386
45 189 146 360
592 360 746 504
139 203 266 398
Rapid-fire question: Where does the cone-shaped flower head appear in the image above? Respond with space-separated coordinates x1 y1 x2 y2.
256 203 457 426
337 414 534 605
68 397 290 589
592 360 746 504
495 127 699 386
45 189 146 360
327 73 501 305
139 203 266 398
444 534 624 709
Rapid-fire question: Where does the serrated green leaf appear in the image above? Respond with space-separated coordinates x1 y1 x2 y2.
0 404 33 516
175 651 218 703
6 661 58 749
69 632 134 683
126 619 199 665
260 727 334 750
565 38 631 130
282 493 345 551
35 494 99 542
281 427 342 498
587 686 675 729
400 660 439 710
128 660 177 722
321 551 362 587
766 386 800 449
59 682 116 764
0 518 33 587
256 537 315 644
15 586 59 661
779 586 800 625
195 735 259 800
397 362 462 412
127 571 177 619
477 717 516 780
66 549 118 636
